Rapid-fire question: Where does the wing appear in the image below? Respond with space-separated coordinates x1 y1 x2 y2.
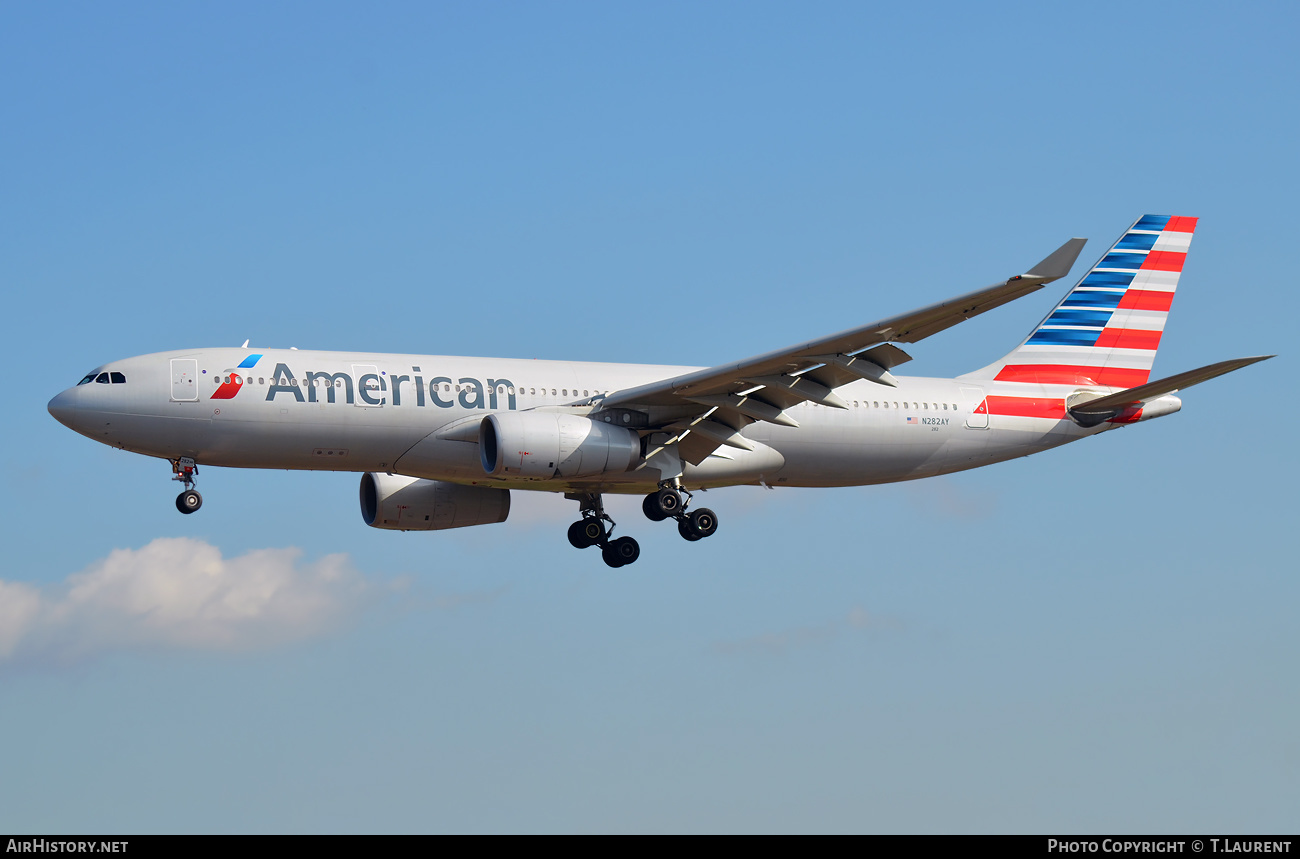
592 237 1088 466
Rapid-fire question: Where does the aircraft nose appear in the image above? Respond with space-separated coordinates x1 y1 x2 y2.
47 388 79 429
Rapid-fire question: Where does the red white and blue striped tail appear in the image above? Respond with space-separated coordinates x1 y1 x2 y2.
972 214 1197 387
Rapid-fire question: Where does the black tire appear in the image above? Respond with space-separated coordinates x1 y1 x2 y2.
176 490 202 515
677 518 702 542
609 536 640 566
602 543 625 567
689 507 718 538
642 492 668 522
582 518 606 544
654 487 682 518
568 520 596 549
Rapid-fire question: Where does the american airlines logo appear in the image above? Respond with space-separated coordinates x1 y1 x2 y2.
211 354 263 400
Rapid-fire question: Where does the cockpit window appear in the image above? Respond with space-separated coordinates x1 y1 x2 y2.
78 373 97 385
110 372 126 384
95 373 111 384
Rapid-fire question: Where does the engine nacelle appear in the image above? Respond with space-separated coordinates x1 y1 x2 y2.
479 412 641 479
359 473 510 531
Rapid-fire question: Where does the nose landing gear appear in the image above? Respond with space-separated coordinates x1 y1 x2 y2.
565 492 640 568
171 457 202 514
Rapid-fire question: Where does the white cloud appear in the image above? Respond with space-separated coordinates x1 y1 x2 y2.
1 537 385 664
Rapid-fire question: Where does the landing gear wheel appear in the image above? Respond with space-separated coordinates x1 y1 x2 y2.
602 536 640 567
677 518 703 542
568 521 591 549
653 487 682 518
642 492 668 522
568 519 603 549
688 507 718 539
176 489 203 515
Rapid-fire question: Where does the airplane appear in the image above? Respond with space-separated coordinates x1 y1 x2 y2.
48 215 1271 568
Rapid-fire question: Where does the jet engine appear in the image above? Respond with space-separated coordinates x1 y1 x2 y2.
479 412 641 479
359 473 510 531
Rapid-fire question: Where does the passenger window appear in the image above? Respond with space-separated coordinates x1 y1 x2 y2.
583 390 589 397
96 373 110 384
259 378 265 385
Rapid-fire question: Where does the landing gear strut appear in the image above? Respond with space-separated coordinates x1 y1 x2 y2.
643 483 718 542
565 492 640 568
171 457 202 514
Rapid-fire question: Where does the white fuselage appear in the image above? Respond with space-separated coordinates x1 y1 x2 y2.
48 347 1112 495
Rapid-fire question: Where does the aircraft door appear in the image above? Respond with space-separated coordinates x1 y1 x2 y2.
961 386 989 429
171 359 199 402
352 364 384 407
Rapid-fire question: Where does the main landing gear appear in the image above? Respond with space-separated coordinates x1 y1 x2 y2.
171 457 202 515
642 484 718 542
566 492 640 568
565 485 719 568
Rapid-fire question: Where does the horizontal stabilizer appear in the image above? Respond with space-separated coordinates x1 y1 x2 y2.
1024 237 1088 282
1069 355 1273 414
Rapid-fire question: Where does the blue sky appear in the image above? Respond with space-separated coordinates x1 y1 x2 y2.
2 1 1296 833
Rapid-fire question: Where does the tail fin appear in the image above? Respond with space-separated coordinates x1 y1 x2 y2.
964 215 1198 385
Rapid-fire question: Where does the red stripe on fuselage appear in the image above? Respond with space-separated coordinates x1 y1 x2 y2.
984 396 1066 419
1094 328 1163 350
994 365 1151 387
1141 251 1186 271
1116 289 1175 311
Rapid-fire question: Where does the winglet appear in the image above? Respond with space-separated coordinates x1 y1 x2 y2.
1023 237 1087 283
